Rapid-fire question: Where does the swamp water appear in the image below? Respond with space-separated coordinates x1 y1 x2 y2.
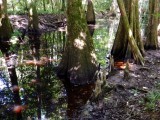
0 17 118 119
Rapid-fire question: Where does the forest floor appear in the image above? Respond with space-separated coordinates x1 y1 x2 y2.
86 50 160 120
9 14 160 119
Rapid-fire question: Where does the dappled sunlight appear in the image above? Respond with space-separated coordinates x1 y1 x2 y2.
129 29 133 38
0 14 4 26
73 32 88 50
74 38 85 50
24 60 46 66
24 57 56 66
29 8 33 16
68 65 81 84
10 36 19 44
69 65 81 72
0 78 7 90
91 51 97 64
0 57 6 67
58 27 66 32
0 8 4 26
158 36 160 46
80 32 86 39
158 24 160 46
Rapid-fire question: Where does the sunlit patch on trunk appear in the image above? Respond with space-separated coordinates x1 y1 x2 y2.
91 51 97 63
129 29 133 38
29 8 33 16
74 38 85 50
80 32 86 39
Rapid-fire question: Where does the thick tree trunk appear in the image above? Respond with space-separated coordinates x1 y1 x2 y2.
111 17 128 61
111 0 144 65
117 0 144 65
57 0 97 85
145 0 159 49
57 1 97 118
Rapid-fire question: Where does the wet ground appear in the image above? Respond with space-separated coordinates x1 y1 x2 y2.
0 14 159 119
83 50 160 120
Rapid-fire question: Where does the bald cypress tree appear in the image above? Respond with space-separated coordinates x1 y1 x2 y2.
145 0 159 49
111 0 144 65
57 0 97 86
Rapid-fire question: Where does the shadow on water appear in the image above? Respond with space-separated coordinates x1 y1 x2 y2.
0 17 118 119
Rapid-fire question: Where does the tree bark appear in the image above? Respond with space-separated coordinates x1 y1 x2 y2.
145 0 159 49
57 0 97 85
86 0 95 24
117 0 144 64
0 1 22 119
28 1 41 119
111 0 144 65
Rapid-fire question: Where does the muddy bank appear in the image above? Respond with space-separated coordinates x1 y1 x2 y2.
84 50 160 120
9 14 66 32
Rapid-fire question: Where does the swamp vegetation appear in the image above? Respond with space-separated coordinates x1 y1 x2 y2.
0 0 160 119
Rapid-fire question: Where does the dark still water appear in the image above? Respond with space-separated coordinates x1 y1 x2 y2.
0 18 118 119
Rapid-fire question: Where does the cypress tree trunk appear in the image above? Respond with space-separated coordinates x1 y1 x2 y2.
86 0 95 24
57 0 97 85
28 1 41 119
57 0 97 118
28 1 39 32
135 0 145 55
111 0 144 65
0 0 13 53
145 0 159 49
86 0 96 36
61 0 65 11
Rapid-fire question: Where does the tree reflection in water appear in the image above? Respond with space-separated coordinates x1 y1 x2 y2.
66 83 95 118
0 17 113 119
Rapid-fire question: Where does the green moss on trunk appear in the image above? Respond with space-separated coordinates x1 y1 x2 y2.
111 0 144 64
57 0 97 85
145 0 159 49
0 0 13 40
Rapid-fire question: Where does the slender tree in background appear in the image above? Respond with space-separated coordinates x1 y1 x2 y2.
28 1 42 119
28 1 39 33
86 0 95 24
111 0 144 65
86 0 96 36
61 0 66 11
145 0 159 49
42 0 46 11
0 0 13 53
